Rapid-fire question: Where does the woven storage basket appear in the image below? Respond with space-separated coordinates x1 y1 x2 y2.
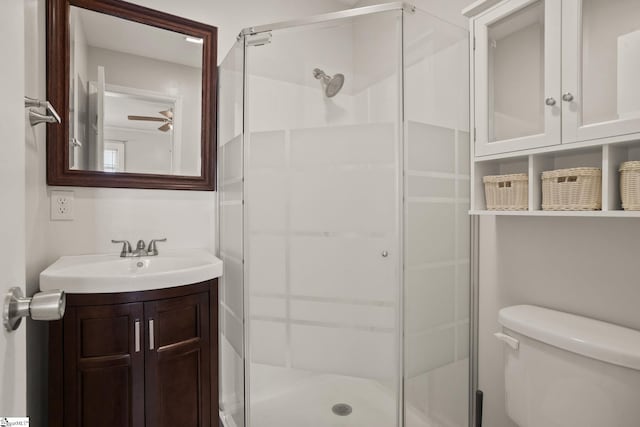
620 161 640 210
483 173 528 210
541 167 601 211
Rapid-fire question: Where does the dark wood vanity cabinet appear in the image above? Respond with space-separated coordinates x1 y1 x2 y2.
49 280 218 427
63 302 145 427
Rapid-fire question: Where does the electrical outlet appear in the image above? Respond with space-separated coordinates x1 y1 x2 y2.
51 190 74 221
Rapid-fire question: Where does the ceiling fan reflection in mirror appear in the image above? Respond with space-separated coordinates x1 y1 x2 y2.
127 109 174 132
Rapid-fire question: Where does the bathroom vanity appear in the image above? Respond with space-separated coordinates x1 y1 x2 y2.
40 250 223 427
48 281 217 427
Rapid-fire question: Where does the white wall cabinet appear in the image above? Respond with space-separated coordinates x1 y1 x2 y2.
472 0 640 157
467 0 640 215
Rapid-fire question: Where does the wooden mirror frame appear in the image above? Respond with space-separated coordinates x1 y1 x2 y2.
47 0 217 190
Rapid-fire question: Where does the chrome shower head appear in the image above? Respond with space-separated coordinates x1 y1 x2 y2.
313 68 345 98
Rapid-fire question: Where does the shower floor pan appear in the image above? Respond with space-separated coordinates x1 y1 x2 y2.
243 363 432 427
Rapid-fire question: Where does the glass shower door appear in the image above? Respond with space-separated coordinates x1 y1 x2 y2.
244 10 403 427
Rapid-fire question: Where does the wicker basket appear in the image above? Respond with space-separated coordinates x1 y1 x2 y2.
620 161 640 210
483 173 528 211
541 167 602 211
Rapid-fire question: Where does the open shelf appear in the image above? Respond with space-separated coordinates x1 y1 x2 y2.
469 210 640 217
471 139 640 217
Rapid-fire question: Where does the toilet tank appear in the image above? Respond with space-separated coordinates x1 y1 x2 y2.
496 305 640 427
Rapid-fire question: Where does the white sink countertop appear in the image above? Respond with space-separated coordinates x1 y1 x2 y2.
40 249 223 294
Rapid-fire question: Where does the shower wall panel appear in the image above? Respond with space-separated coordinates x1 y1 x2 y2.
218 41 246 427
404 10 470 427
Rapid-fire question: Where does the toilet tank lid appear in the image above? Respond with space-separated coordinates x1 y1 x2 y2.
499 305 640 371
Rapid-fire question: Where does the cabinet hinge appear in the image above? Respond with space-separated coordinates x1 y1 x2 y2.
473 36 476 51
474 127 477 142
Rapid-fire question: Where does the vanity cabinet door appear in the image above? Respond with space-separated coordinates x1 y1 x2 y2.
63 302 145 427
144 292 211 427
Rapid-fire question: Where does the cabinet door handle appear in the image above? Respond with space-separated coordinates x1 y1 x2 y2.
562 92 574 102
134 319 140 353
149 319 155 350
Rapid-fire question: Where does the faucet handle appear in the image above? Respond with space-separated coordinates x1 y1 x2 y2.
111 240 132 257
147 238 167 256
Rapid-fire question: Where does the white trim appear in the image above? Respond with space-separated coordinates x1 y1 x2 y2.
241 34 251 427
474 129 640 161
462 0 504 18
171 95 183 175
241 2 412 35
103 83 178 104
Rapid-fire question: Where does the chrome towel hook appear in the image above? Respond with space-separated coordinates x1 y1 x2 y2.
24 96 62 127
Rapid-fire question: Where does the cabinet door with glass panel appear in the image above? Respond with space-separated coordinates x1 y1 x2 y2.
474 0 561 156
562 0 640 143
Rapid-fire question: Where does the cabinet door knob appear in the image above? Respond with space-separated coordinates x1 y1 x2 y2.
545 97 556 106
562 92 574 102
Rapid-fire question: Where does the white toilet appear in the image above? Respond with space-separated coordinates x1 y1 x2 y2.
495 305 640 427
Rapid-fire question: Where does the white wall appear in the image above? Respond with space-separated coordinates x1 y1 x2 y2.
23 0 349 425
478 216 640 427
104 127 173 175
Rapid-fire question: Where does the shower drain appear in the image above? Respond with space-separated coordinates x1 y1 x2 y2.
331 403 353 416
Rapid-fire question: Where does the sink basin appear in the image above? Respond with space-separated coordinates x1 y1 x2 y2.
40 249 223 293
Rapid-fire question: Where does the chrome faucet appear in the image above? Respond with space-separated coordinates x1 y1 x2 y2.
111 238 167 257
132 240 148 257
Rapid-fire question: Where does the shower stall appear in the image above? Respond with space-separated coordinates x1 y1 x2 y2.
217 3 470 426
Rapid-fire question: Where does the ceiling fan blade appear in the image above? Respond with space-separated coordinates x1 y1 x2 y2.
159 110 174 119
158 122 173 132
128 115 167 122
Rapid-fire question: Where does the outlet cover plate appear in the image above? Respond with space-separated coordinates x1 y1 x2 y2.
51 190 74 221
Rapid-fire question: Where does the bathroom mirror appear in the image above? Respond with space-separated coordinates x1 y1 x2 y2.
47 0 217 190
